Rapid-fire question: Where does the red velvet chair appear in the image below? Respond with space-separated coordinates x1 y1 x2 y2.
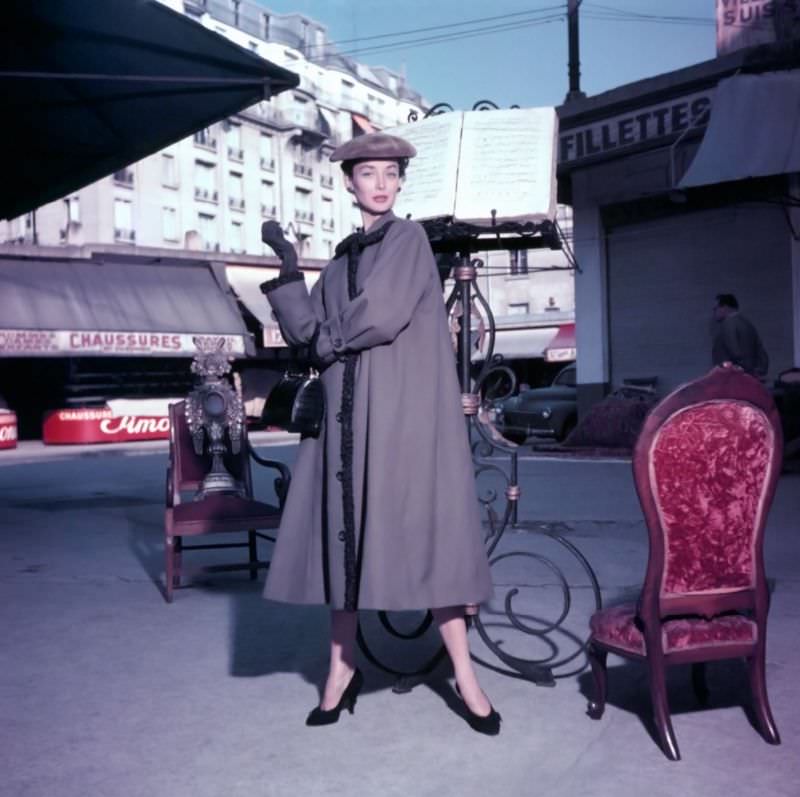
164 400 290 602
587 365 783 760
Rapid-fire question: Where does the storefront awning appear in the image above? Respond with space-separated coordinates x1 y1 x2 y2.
0 256 250 357
680 71 800 189
0 0 299 220
543 322 576 362
473 326 560 361
352 113 376 135
225 265 320 348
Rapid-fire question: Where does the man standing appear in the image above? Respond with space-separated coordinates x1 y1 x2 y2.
711 293 769 378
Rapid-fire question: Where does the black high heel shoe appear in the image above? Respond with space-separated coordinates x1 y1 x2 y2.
306 668 364 727
455 684 502 736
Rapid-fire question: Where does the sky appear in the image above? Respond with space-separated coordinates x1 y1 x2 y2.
255 0 718 109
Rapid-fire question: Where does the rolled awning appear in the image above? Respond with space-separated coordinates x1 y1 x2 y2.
543 322 576 362
473 326 560 361
680 71 800 189
352 113 375 135
0 255 250 357
225 265 321 348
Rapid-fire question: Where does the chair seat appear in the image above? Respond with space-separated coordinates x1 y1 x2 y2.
590 602 757 655
170 492 281 535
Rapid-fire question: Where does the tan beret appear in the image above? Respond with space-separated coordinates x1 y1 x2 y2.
330 132 417 163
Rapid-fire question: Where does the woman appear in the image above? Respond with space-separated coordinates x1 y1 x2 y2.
260 132 499 734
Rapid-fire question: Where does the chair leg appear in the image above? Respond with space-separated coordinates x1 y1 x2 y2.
165 535 175 603
747 647 781 745
647 656 680 761
691 662 710 705
173 536 182 592
248 530 258 580
586 642 608 719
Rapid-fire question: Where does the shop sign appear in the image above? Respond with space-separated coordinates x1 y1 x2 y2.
263 325 287 348
0 329 246 357
717 1 800 55
545 347 577 363
42 407 171 445
559 90 714 165
0 412 18 450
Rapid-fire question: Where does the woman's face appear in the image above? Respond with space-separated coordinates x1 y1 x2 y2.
345 159 403 223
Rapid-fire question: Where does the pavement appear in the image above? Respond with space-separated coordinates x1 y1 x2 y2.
1 439 799 797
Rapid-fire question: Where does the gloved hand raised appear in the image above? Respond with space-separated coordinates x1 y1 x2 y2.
261 221 298 276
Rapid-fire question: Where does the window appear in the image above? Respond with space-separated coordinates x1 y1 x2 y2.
262 13 270 39
323 239 333 258
508 302 529 315
64 197 80 224
228 172 245 210
261 180 276 216
228 172 243 199
509 249 529 276
194 161 216 201
294 188 313 223
162 207 178 241
161 153 177 187
321 197 334 231
193 126 216 149
197 212 217 250
114 198 133 241
226 123 243 160
259 134 274 170
114 198 132 230
229 219 244 253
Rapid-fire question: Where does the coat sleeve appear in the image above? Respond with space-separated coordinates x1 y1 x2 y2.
313 221 436 363
261 271 325 349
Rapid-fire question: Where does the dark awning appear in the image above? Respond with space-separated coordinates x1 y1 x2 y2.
680 71 800 189
0 0 299 220
0 255 251 357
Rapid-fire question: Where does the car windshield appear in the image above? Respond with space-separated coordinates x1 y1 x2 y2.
553 367 576 387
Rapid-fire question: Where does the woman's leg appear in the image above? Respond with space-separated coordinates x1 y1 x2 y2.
432 606 492 716
319 609 359 709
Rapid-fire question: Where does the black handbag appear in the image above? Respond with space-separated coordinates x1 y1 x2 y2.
262 369 325 437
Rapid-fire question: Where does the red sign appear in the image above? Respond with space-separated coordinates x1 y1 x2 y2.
42 407 171 445
0 412 18 450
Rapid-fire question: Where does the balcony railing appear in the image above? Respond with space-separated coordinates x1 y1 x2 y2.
320 174 335 189
228 197 246 210
114 228 136 242
193 132 217 150
294 162 313 179
261 203 277 218
194 187 219 203
321 218 335 232
113 169 134 186
260 156 275 171
202 240 222 252
294 209 314 223
227 146 244 161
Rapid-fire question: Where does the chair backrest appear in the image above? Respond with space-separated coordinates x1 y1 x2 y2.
168 400 253 496
633 366 782 619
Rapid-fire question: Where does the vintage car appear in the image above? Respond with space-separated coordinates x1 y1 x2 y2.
494 364 577 444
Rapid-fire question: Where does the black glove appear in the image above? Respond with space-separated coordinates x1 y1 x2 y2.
261 221 298 276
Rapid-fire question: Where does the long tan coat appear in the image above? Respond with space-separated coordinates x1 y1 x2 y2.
262 212 492 610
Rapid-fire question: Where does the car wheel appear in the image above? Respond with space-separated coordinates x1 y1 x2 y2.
559 416 577 442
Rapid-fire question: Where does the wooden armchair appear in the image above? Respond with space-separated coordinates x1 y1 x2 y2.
586 365 783 760
164 400 290 602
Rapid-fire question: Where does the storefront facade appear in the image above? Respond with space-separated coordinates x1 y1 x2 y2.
557 44 800 415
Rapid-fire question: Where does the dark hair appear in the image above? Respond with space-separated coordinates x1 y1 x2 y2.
341 157 408 178
715 293 739 310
